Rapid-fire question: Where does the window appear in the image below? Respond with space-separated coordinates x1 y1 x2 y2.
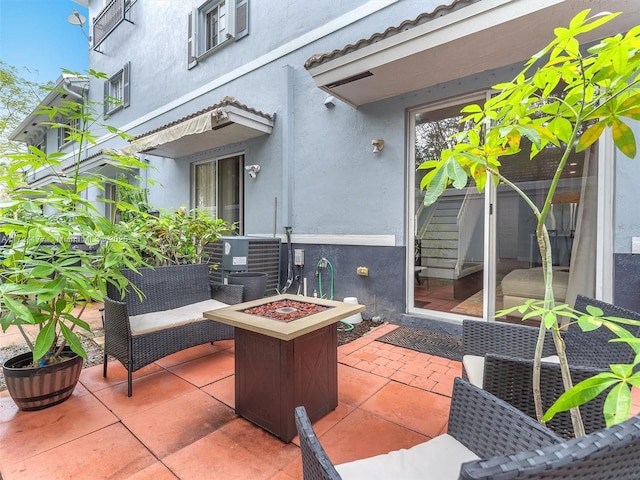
192 155 242 231
31 136 46 155
188 0 248 68
57 117 81 149
103 62 130 116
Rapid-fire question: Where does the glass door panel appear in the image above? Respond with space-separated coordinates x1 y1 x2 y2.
495 142 597 325
412 102 485 318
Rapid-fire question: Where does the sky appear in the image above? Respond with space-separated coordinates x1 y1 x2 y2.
0 0 90 84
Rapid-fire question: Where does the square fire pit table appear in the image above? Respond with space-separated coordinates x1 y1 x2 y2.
203 294 365 442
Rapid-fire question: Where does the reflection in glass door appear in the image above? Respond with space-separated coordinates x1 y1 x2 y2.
495 142 597 325
411 99 486 318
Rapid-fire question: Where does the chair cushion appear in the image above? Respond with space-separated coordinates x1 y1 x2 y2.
130 299 228 335
463 354 561 389
335 434 479 480
463 355 485 388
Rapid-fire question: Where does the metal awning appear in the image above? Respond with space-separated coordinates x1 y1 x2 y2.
304 0 640 107
123 97 275 158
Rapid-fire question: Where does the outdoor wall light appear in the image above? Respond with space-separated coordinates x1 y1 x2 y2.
372 139 384 153
324 95 336 108
245 164 261 179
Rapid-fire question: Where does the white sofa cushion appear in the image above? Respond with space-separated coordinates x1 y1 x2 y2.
335 434 479 480
130 299 228 335
462 354 485 388
501 267 569 301
463 354 561 388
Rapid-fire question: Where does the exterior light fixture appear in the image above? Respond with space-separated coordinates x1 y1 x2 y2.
372 139 384 153
245 164 261 179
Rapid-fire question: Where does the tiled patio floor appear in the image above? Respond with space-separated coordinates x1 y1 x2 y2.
0 321 462 480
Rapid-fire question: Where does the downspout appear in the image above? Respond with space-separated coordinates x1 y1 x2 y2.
280 64 295 293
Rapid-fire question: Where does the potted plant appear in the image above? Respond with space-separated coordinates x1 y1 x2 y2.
420 9 640 435
0 70 149 410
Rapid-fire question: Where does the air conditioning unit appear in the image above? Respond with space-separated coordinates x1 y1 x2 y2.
206 236 281 296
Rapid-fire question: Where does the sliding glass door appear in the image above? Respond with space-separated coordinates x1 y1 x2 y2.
409 96 598 322
410 97 486 318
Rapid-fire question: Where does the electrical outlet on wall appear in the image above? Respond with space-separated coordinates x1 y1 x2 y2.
633 237 640 255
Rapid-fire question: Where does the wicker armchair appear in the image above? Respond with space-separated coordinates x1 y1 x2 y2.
462 295 640 437
295 377 563 480
103 263 240 396
296 378 640 479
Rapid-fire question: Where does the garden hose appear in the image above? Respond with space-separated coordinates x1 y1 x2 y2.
316 258 353 332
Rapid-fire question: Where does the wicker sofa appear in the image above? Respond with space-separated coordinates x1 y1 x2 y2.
103 263 241 396
462 295 640 438
296 377 640 479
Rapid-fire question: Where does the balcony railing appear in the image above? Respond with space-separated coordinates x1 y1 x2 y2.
93 0 126 50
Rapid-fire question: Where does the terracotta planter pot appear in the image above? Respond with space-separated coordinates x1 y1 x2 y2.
2 347 83 411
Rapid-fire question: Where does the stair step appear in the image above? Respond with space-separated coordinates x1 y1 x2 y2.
425 258 457 269
422 231 458 240
421 240 458 249
423 248 458 259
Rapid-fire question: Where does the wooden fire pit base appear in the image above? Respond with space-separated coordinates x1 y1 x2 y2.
235 324 337 442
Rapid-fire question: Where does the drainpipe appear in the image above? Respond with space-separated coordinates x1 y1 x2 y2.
280 64 295 293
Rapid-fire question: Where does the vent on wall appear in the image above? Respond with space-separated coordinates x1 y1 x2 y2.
206 236 282 296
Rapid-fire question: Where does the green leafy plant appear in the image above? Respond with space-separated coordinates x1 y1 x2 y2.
419 10 640 436
121 206 235 267
0 70 149 365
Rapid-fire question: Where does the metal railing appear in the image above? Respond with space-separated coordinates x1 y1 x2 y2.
93 0 126 50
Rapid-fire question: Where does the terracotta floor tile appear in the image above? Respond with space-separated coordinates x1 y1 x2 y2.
80 360 164 393
125 462 180 480
0 393 118 463
338 364 388 407
359 381 451 438
122 389 237 458
202 374 236 408
0 302 471 479
269 470 298 480
1 423 156 480
216 416 301 470
290 402 355 445
167 351 235 387
316 408 428 466
92 370 199 419
154 343 223 368
163 420 281 480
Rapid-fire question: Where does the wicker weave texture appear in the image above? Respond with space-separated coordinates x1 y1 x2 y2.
459 414 640 479
103 264 235 396
567 295 640 368
482 354 606 438
295 406 342 480
107 264 213 316
295 378 562 480
462 296 640 438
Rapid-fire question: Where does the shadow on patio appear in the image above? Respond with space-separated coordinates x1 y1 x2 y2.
0 320 461 479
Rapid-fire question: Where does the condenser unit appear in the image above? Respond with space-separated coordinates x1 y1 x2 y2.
206 236 281 296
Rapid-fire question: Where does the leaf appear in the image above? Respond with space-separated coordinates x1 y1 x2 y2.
422 167 448 206
33 321 56 362
603 383 632 427
576 121 606 152
543 374 618 422
543 311 557 328
446 159 468 189
611 118 636 159
60 323 88 360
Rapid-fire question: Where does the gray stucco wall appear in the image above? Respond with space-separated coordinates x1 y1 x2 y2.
72 0 640 317
613 120 640 312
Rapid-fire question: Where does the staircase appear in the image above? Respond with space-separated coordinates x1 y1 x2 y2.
416 192 483 281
